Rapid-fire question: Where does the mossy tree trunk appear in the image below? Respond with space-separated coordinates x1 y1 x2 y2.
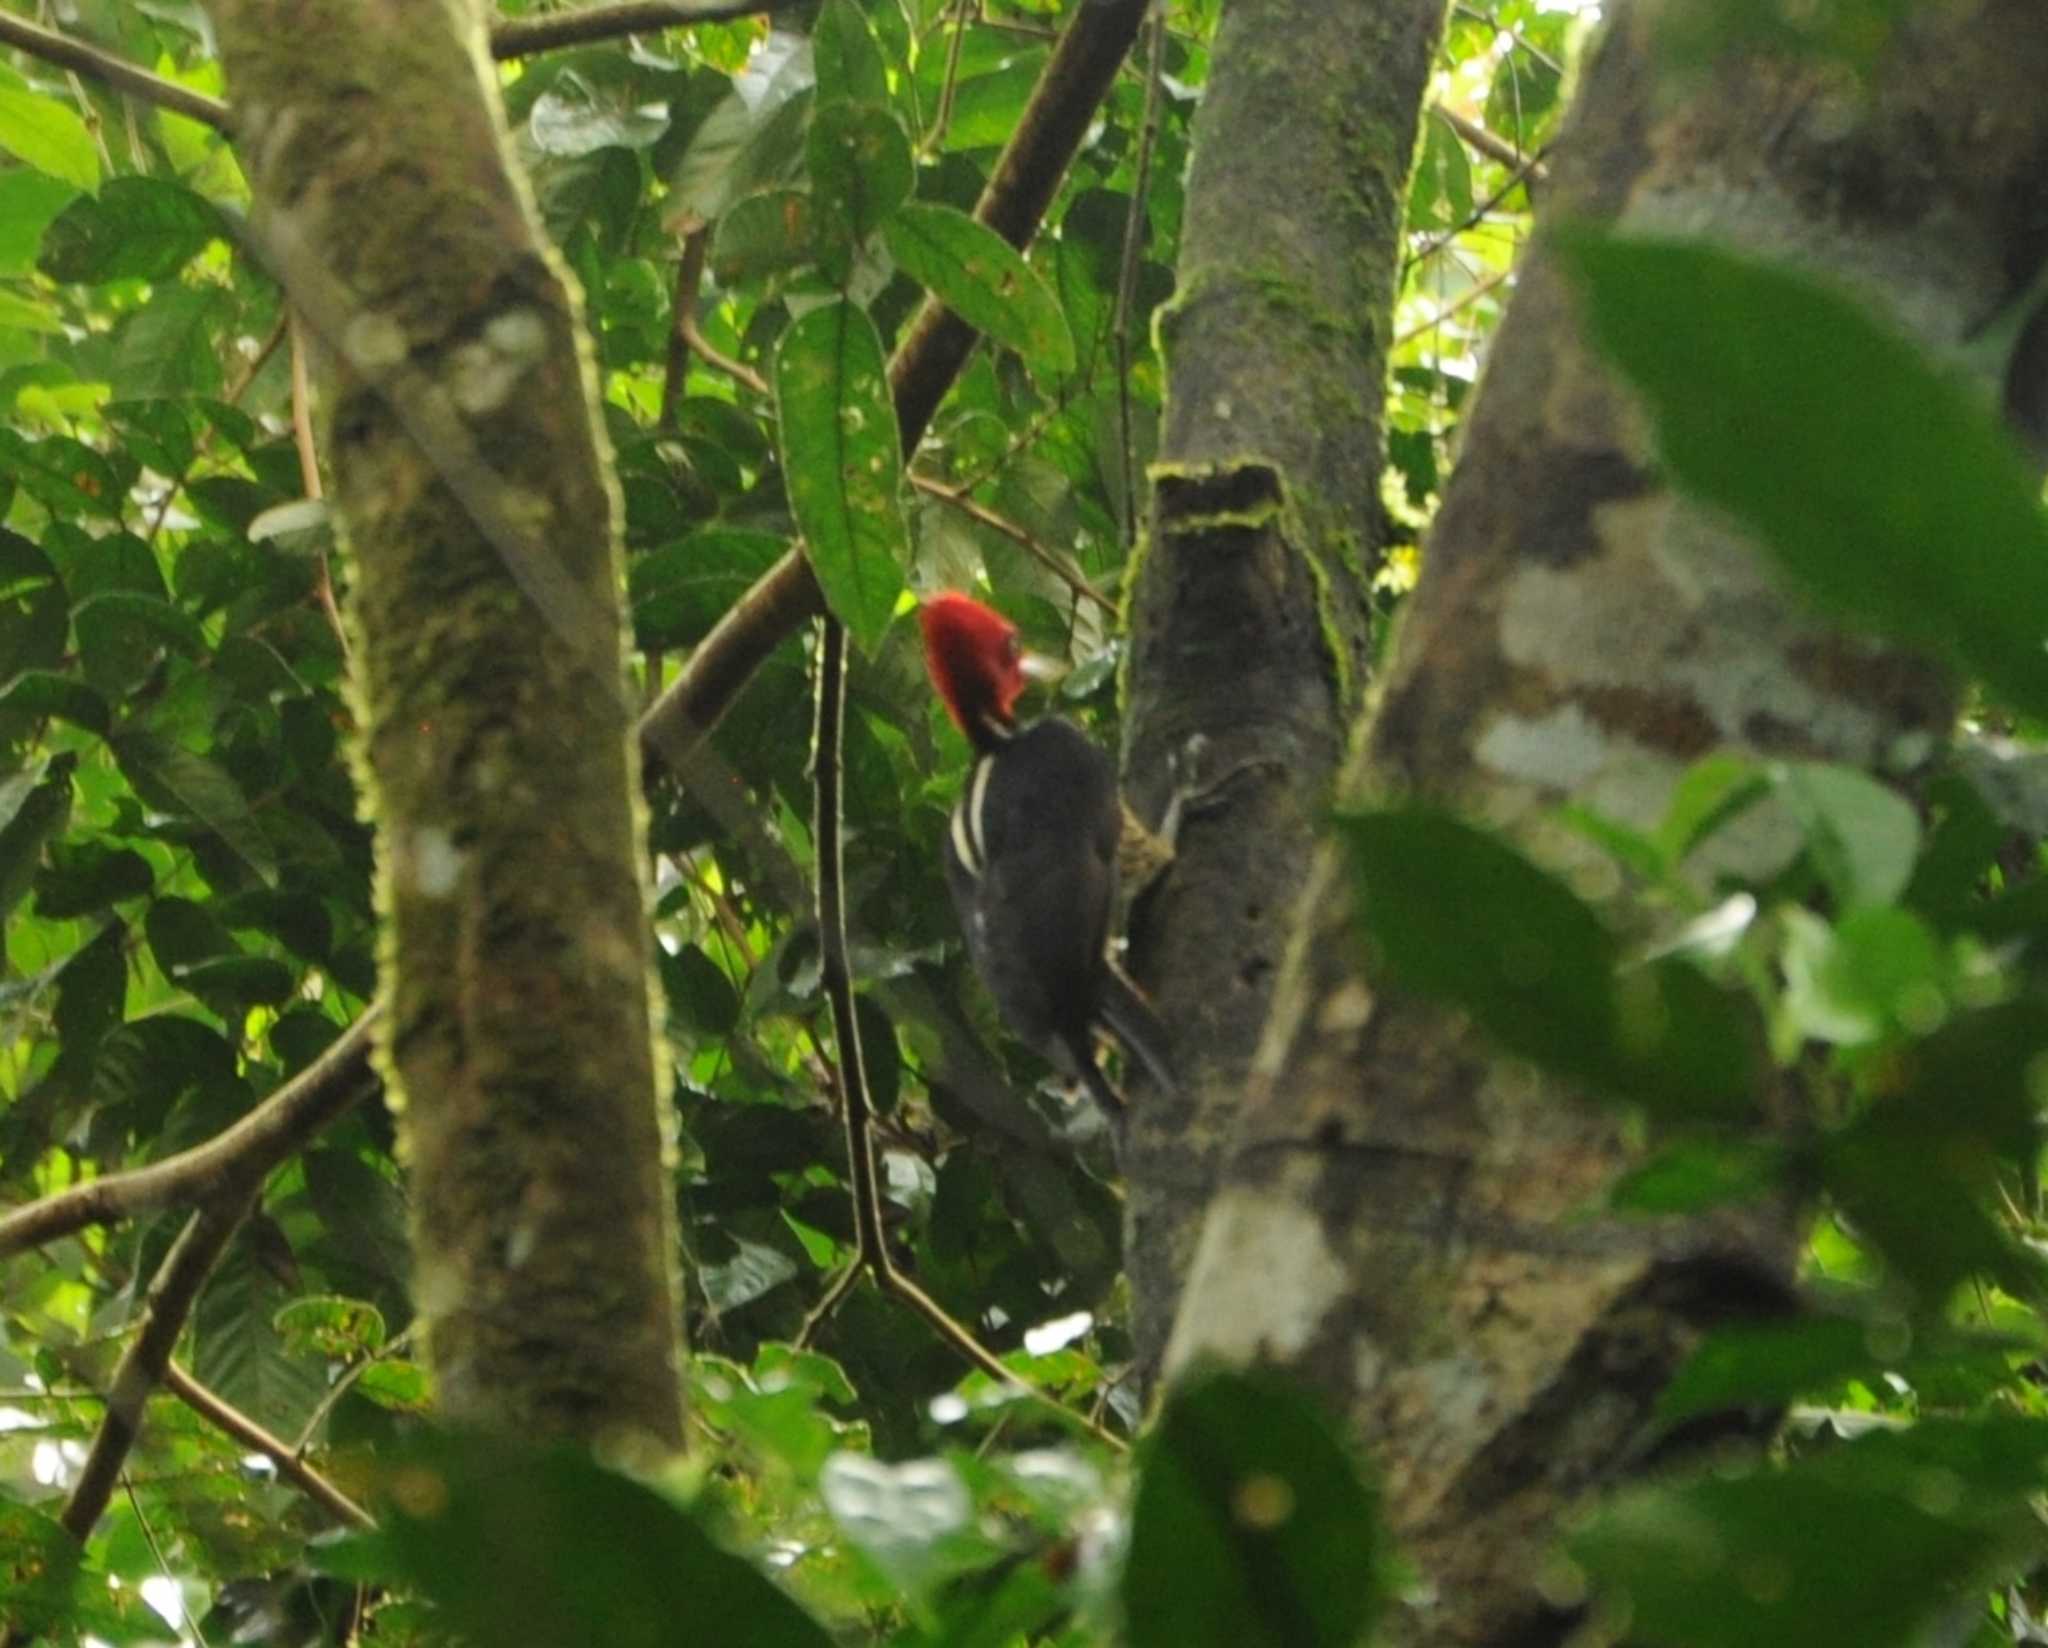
1165 2 2048 1641
1123 0 1448 1382
205 0 685 1450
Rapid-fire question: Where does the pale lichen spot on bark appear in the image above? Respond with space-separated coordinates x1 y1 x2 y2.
1474 703 1622 794
407 825 466 898
346 310 410 372
1164 1186 1349 1374
449 306 549 415
1317 979 1374 1034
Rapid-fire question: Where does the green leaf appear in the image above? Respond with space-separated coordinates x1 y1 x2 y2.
39 176 224 282
1819 1000 2048 1301
0 168 77 276
54 923 128 1070
1563 234 2048 720
0 669 110 735
631 528 785 652
1571 1418 2048 1648
807 102 913 281
773 297 908 650
1657 1316 2031 1432
814 0 891 107
1339 806 1760 1118
0 85 99 192
883 202 1077 376
1125 1367 1384 1648
710 187 819 283
669 69 814 225
0 752 74 923
1773 762 1920 910
337 1432 836 1648
34 840 153 918
0 529 68 690
1607 1134 1787 1215
113 730 279 885
0 288 62 335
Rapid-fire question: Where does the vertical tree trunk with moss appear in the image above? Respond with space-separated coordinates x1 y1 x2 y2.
1123 0 1448 1381
1166 2 2048 1641
206 0 684 1449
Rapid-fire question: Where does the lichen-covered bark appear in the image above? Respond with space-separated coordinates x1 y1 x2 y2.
1123 0 1447 1381
1166 2 2048 1642
206 0 684 1449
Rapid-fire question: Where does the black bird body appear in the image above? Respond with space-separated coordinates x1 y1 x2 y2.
921 593 1175 1117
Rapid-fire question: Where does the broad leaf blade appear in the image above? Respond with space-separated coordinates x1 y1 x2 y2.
884 202 1077 376
1564 234 2048 719
1125 1368 1384 1648
773 297 908 650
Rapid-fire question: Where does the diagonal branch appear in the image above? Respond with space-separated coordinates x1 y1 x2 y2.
162 1361 373 1529
638 0 1154 761
0 11 230 131
0 1011 377 1260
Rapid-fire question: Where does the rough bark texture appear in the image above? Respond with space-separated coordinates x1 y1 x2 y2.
1122 0 1447 1382
208 0 685 1449
1165 3 2048 1643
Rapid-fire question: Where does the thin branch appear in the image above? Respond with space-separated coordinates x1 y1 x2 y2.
673 225 771 396
488 0 812 60
1403 140 1552 276
57 1194 256 1546
909 472 1113 612
162 1361 373 1529
801 618 1123 1450
1113 0 1167 551
291 1324 417 1457
640 0 1153 762
1433 104 1548 181
0 1010 377 1259
288 315 349 654
810 618 889 1264
1393 264 1514 348
0 12 231 131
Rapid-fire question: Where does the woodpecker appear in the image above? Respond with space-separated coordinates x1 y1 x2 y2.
918 591 1176 1122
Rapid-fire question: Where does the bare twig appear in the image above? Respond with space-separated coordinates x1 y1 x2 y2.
909 472 1113 612
57 1195 256 1546
1393 264 1514 347
673 225 770 396
800 618 1123 1450
0 1013 377 1259
0 11 230 131
1433 104 1548 181
162 1361 373 1529
489 0 812 60
288 316 349 654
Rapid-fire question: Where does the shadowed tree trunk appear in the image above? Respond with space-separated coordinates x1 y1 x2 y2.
1163 1 2048 1641
205 0 685 1449
1123 0 1448 1383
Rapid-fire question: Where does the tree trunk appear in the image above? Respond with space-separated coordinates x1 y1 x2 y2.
206 0 685 1450
1123 0 1447 1381
1165 2 2048 1641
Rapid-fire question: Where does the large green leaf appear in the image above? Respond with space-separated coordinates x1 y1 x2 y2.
815 0 890 107
113 730 278 885
1573 1418 2048 1648
883 202 1076 376
807 101 913 283
1125 1368 1384 1648
0 82 98 192
1338 805 1759 1118
39 175 223 282
773 297 908 650
319 1432 835 1648
1564 234 2048 719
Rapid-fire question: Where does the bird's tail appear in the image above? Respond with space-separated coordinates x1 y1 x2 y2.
1097 960 1178 1097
